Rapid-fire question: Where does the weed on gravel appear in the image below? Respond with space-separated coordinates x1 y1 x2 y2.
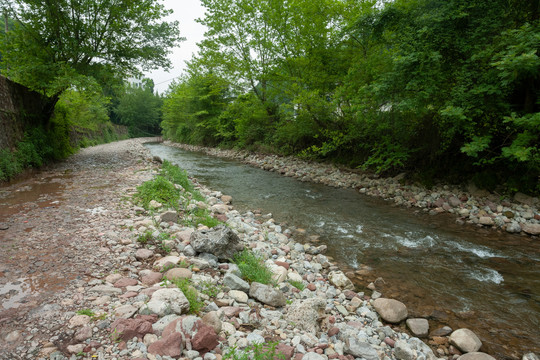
233 249 275 286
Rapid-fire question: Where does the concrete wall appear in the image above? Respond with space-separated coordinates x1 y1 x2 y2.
0 75 51 151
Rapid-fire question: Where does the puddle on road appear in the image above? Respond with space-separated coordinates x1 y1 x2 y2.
0 175 70 218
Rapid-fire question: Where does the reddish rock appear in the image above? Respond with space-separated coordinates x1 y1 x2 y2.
316 349 324 354
328 327 340 337
83 341 101 353
114 277 138 288
192 324 218 353
142 272 163 286
74 325 92 342
148 332 183 358
343 290 357 300
110 318 154 341
120 291 138 299
294 354 304 360
275 261 290 269
328 316 335 324
449 345 462 355
141 286 161 297
221 306 243 317
384 337 395 348
307 284 316 291
130 315 156 325
276 344 295 360
118 341 127 350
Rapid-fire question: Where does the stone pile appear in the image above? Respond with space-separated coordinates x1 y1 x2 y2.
33 168 529 360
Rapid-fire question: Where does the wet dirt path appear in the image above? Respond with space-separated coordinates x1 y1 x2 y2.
0 139 157 358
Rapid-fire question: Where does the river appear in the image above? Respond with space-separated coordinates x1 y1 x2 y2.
145 143 540 359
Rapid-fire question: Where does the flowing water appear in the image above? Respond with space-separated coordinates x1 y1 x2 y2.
145 143 540 359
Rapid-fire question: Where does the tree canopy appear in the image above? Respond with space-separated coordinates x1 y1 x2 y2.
162 0 540 194
0 0 183 96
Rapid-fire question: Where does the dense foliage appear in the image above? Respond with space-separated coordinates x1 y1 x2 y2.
0 0 179 179
0 85 127 181
115 80 163 137
0 0 182 98
162 0 540 194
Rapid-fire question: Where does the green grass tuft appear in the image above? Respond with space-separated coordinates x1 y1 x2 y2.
288 280 305 291
168 277 204 314
133 175 180 209
224 342 285 360
232 249 275 285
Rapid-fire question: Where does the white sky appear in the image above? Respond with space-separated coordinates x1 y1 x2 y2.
145 0 207 94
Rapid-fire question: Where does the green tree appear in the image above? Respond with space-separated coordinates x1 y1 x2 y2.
116 80 163 137
0 0 183 99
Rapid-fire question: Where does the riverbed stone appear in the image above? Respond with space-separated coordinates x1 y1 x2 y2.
344 338 379 360
286 297 326 334
478 217 494 226
328 271 354 290
160 211 179 223
505 222 522 233
223 272 250 292
148 332 183 358
164 267 192 280
449 328 482 353
457 353 496 360
190 225 244 260
139 288 190 316
135 248 154 260
406 318 429 337
373 298 408 323
249 282 286 307
522 223 540 235
394 340 415 360
229 290 248 303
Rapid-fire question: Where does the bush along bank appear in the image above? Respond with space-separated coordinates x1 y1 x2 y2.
36 158 536 360
164 141 540 237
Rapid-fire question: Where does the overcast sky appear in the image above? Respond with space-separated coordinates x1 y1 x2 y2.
145 0 207 94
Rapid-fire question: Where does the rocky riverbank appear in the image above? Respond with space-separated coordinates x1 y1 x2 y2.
164 142 540 237
0 139 536 360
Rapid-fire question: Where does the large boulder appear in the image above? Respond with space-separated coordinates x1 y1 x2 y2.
285 297 326 334
449 328 482 353
249 282 286 307
190 225 243 260
373 298 408 323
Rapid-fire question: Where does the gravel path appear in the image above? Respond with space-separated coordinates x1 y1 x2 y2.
0 138 157 358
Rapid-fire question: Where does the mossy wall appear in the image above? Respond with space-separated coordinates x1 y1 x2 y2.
0 75 51 151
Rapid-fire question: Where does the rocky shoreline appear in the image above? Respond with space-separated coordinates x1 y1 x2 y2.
0 139 537 360
163 141 540 237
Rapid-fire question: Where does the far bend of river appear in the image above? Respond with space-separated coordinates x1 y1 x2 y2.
145 143 540 359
